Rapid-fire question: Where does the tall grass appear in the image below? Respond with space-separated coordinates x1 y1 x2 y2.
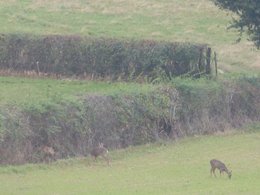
0 132 259 194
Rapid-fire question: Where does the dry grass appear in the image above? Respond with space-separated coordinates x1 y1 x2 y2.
215 42 260 73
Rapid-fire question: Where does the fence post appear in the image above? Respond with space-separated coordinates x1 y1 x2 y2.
198 47 203 72
214 51 218 77
206 47 211 75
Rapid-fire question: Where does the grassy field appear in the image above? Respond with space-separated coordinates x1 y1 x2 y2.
0 131 259 195
0 0 259 73
0 1 260 194
0 76 156 107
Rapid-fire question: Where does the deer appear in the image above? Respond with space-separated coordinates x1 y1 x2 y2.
90 143 110 166
40 145 55 163
210 159 232 179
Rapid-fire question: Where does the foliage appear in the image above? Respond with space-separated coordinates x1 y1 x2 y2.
0 76 260 164
212 0 260 48
0 34 208 79
0 0 259 74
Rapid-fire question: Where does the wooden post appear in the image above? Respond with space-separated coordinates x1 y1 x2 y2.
214 52 218 77
198 47 203 72
206 47 211 75
36 61 40 76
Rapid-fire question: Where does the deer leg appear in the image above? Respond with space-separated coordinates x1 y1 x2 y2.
44 154 50 164
102 155 110 166
92 156 97 163
213 168 217 177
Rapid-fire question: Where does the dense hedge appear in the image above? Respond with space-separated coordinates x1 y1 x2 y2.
0 34 209 79
0 76 259 164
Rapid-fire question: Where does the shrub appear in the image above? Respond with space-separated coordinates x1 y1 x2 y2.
0 34 209 79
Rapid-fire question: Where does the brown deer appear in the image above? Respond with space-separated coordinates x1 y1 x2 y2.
210 159 232 179
41 146 55 163
90 143 110 165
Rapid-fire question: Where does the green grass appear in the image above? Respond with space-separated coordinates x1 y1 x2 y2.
0 2 259 194
0 0 259 73
0 0 231 42
0 132 259 194
0 76 155 107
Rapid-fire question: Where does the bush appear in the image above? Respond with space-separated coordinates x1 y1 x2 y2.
0 34 209 79
0 77 259 164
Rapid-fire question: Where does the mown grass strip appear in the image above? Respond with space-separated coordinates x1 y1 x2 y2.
0 132 259 194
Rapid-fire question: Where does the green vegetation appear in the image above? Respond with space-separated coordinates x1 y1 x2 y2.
0 75 259 164
0 34 208 78
0 1 259 193
0 0 259 73
0 76 155 107
0 0 235 43
212 0 260 48
0 132 259 195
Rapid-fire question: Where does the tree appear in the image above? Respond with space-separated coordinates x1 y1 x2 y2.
212 0 260 48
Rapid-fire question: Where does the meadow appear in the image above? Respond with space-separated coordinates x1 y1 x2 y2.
0 0 260 194
0 131 259 195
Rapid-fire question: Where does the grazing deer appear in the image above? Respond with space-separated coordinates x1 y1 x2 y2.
210 159 232 179
90 143 110 165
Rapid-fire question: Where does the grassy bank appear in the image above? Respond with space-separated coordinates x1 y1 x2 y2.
0 75 259 164
0 76 155 107
0 131 259 194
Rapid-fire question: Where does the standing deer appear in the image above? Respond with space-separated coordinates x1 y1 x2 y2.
210 159 232 179
90 143 110 166
41 146 55 163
